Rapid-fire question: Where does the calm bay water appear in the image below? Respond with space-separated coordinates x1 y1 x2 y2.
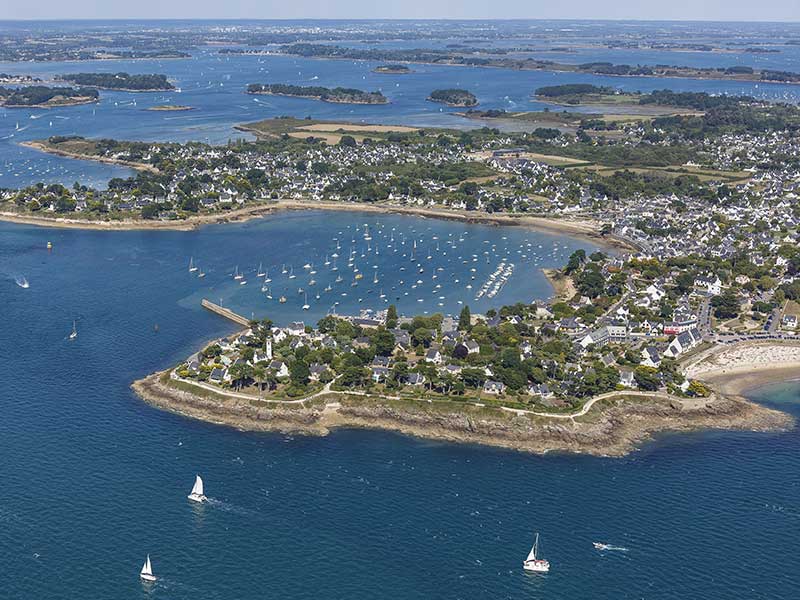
1 212 798 599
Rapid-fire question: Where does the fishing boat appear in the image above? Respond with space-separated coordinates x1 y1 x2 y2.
523 534 550 573
188 258 198 273
69 321 78 341
140 555 157 582
187 475 207 503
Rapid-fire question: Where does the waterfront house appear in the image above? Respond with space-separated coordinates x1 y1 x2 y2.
483 380 506 395
269 360 290 378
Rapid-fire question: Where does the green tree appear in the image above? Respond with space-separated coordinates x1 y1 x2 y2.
374 329 396 356
634 366 660 391
458 305 471 330
290 360 310 386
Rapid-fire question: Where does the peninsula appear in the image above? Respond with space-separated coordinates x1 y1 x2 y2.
245 83 389 104
0 85 98 108
132 298 796 457
56 72 175 92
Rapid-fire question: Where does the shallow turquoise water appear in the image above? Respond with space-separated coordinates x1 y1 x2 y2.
1 213 798 599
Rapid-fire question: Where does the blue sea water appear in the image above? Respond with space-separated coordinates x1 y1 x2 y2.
1 214 799 599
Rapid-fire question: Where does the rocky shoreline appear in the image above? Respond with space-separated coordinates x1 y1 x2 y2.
132 371 792 457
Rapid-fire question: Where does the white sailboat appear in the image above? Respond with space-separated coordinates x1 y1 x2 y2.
257 262 265 277
302 292 310 311
233 266 243 281
187 475 207 503
140 555 157 582
523 533 550 573
188 257 198 273
69 321 78 341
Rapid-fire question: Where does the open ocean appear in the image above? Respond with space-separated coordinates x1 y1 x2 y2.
1 213 798 599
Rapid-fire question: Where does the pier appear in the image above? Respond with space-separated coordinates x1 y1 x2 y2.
201 299 251 327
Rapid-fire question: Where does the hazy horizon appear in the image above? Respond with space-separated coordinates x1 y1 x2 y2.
3 1 799 23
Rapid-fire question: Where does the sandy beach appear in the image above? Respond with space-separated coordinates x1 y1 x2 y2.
685 342 800 395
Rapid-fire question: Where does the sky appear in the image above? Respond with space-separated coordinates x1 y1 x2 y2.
3 0 799 22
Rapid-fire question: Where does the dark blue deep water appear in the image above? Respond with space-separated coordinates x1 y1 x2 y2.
1 213 798 599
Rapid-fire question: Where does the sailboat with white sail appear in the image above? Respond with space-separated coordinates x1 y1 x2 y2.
140 555 157 582
523 533 550 573
187 475 207 503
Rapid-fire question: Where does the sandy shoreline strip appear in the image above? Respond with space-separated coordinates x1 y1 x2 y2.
686 342 800 396
0 195 630 251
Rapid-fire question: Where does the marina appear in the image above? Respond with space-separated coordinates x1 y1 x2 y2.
180 211 595 323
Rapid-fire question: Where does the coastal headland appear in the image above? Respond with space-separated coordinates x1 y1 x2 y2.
132 363 792 458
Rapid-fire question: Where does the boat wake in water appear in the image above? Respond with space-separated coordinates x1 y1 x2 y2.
593 542 629 552
14 275 30 289
203 497 257 517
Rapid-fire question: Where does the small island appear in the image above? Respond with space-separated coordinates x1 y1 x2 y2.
373 64 413 74
56 72 175 92
0 85 98 108
427 88 478 107
246 83 389 105
146 105 194 112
